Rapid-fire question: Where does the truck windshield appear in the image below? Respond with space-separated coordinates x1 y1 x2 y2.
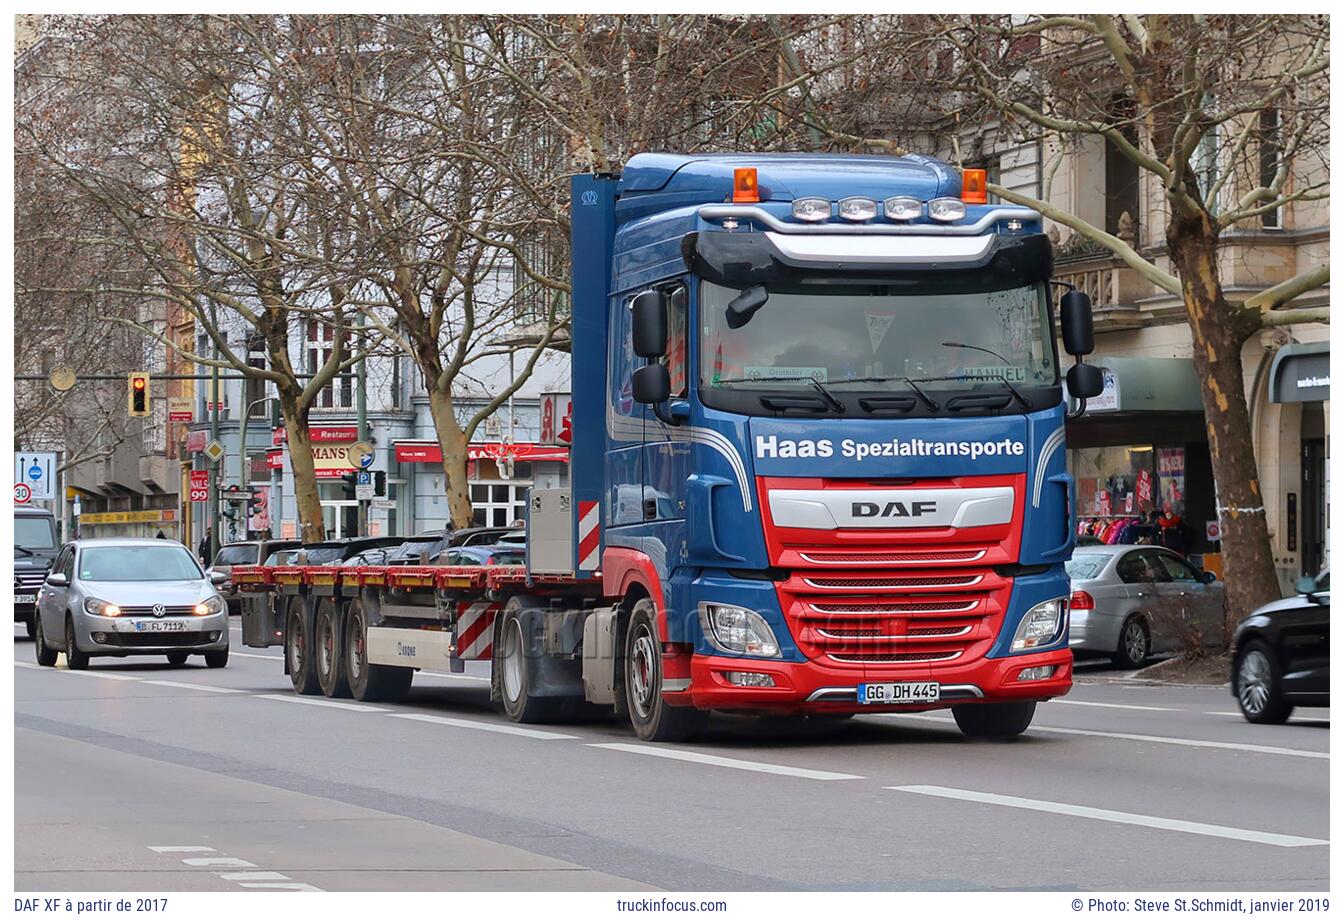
699 280 1057 409
15 516 57 550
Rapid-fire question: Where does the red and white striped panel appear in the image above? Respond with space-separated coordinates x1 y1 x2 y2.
577 500 601 572
455 601 499 660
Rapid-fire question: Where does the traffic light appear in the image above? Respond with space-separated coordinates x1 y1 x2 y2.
341 471 357 500
374 470 386 497
245 489 261 517
127 372 150 417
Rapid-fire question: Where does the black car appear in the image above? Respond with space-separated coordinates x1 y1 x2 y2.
210 539 301 612
1231 570 1329 723
14 507 60 638
299 536 405 566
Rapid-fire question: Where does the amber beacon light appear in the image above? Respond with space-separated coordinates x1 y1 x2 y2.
961 168 988 204
732 167 760 203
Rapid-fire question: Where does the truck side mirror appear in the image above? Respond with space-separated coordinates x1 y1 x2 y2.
631 290 667 358
632 363 671 405
1067 363 1104 399
1060 290 1095 356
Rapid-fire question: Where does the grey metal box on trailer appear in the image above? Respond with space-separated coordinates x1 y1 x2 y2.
527 487 575 575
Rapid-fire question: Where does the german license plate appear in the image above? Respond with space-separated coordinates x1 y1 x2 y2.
857 682 940 705
128 620 188 633
14 594 36 604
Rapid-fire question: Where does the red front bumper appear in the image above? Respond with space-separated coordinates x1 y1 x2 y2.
678 646 1072 714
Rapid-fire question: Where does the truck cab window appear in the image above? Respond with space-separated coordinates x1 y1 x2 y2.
662 285 688 398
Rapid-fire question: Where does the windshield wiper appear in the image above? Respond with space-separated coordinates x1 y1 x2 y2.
711 374 846 412
828 375 941 411
980 376 1032 409
15 545 34 557
942 341 1032 409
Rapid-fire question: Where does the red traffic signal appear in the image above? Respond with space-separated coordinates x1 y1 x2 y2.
127 372 151 417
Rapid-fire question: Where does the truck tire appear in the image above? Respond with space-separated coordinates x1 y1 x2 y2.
64 616 90 671
624 598 708 742
34 614 57 667
494 598 561 723
286 598 321 695
952 700 1036 739
315 599 351 698
345 600 412 703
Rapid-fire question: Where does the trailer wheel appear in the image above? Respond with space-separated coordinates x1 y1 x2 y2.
286 598 321 695
345 600 412 703
624 599 708 742
951 701 1037 739
494 599 560 723
315 599 350 698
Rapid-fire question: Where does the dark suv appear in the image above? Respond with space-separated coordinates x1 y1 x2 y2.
14 507 59 638
209 539 301 613
1232 570 1329 723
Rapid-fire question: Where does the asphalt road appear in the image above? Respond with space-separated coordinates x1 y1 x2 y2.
13 623 1330 892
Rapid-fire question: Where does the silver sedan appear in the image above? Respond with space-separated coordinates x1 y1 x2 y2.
1066 544 1224 668
33 538 230 669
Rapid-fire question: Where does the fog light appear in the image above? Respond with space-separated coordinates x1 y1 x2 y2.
883 196 922 220
724 671 775 687
1017 665 1055 682
208 631 221 642
91 632 108 644
791 197 831 222
837 196 878 222
928 197 967 222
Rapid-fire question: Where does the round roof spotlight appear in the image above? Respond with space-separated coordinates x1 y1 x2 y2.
928 197 967 222
883 196 923 221
791 197 831 223
837 197 879 222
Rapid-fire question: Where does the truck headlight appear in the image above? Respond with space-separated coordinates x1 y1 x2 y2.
84 598 121 617
194 596 224 616
1011 598 1066 651
699 603 782 658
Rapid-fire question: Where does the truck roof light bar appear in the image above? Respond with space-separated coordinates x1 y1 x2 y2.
698 204 1040 236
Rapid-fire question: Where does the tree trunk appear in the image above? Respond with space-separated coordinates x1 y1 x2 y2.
427 387 476 530
1166 216 1282 640
279 392 326 544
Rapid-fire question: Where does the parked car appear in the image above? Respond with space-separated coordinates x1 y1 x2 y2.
299 536 404 566
209 539 300 613
1066 545 1223 668
432 544 525 567
263 548 301 566
1231 570 1329 723
33 538 230 669
384 533 452 565
15 506 60 639
444 526 516 548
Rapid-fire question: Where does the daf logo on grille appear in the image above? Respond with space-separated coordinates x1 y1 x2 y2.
152 604 167 618
852 500 937 519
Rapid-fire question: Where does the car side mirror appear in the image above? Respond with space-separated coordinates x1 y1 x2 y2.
1294 575 1322 603
1067 363 1104 399
1059 290 1095 356
45 573 69 588
209 571 228 585
632 363 671 405
631 290 668 358
1201 570 1217 584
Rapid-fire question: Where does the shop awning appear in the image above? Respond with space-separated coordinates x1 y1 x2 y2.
1073 356 1204 414
394 440 570 464
1269 342 1329 403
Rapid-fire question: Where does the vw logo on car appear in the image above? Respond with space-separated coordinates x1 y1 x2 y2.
152 604 167 618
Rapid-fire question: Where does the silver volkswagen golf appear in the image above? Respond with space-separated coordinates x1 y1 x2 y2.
33 538 230 669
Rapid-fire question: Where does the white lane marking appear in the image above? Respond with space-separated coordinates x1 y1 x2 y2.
591 742 864 781
182 857 257 868
141 680 246 693
239 882 324 891
149 846 216 853
390 712 578 740
888 785 1328 849
255 694 390 713
883 713 1328 760
55 669 140 681
1053 699 1178 713
218 871 291 881
15 662 42 669
232 652 283 661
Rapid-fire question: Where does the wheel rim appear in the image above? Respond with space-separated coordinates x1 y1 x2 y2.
1124 621 1146 662
288 610 304 674
628 624 658 720
1238 650 1272 715
501 618 524 703
348 612 364 683
317 612 333 678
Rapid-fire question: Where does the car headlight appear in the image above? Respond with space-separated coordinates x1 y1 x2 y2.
193 596 224 616
699 603 782 658
83 598 122 617
1012 597 1067 651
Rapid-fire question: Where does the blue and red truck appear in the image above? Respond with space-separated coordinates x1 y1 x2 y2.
235 152 1104 741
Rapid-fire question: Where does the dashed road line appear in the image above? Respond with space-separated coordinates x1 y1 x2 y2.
591 742 864 781
148 846 324 891
182 856 257 868
149 846 216 853
390 712 578 740
1053 699 1179 713
887 784 1328 848
255 693 391 713
239 882 323 891
141 680 246 693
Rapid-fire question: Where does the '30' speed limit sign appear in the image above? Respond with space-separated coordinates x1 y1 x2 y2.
14 483 33 504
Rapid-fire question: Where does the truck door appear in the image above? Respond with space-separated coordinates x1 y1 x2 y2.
641 283 690 526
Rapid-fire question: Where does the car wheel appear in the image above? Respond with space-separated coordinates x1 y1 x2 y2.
623 598 708 742
166 652 190 666
286 600 321 695
204 647 229 669
315 600 350 698
1235 640 1293 724
64 616 90 671
345 600 411 702
1111 616 1149 669
25 614 36 640
34 614 57 667
952 701 1037 739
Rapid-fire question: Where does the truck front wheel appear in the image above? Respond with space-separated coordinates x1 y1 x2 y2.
345 600 412 703
624 599 708 742
952 700 1036 739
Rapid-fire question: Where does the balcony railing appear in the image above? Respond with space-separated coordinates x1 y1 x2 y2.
1054 253 1147 330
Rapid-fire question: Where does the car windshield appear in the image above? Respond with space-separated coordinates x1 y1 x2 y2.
700 280 1056 397
1065 554 1109 581
491 549 525 565
213 545 257 567
264 550 296 565
15 516 57 550
304 547 346 564
80 545 203 582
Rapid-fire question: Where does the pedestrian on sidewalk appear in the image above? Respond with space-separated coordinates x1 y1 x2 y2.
199 526 214 565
